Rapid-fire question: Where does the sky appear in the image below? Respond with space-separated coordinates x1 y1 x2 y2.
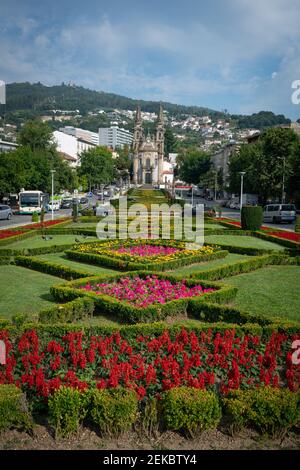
1 0 300 119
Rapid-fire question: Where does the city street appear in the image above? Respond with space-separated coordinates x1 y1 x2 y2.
0 208 72 230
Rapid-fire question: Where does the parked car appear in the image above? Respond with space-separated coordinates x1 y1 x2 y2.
95 204 114 217
263 204 296 224
61 198 73 209
0 204 12 220
47 201 60 211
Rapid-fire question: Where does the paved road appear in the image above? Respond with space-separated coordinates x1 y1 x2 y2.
182 197 296 232
0 209 72 230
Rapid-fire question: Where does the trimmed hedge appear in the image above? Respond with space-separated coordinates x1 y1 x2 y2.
90 388 138 436
254 231 300 250
0 384 32 432
204 241 282 256
15 255 95 280
0 230 37 247
50 271 236 324
48 386 89 437
189 253 293 281
39 297 95 323
223 387 300 436
66 246 228 272
241 206 263 231
161 387 221 437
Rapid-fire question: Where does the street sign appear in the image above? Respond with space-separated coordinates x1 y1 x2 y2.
88 192 93 198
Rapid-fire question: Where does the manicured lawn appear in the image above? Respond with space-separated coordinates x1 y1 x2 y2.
0 265 64 319
169 253 251 275
204 224 229 230
37 252 121 275
204 235 285 250
225 265 300 321
1 234 98 250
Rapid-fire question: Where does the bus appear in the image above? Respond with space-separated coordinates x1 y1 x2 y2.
18 190 49 215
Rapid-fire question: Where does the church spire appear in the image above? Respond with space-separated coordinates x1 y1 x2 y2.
157 103 164 124
135 104 142 125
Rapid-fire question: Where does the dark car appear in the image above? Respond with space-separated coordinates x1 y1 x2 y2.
61 198 73 209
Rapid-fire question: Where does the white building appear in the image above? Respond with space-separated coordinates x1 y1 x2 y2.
52 131 96 167
59 126 99 145
99 125 133 149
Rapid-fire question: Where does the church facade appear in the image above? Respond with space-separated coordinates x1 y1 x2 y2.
132 105 165 186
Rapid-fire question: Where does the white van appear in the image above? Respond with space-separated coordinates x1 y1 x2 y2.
263 204 296 224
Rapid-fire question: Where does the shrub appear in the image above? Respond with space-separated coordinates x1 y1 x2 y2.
15 255 94 280
90 387 138 436
0 384 32 432
296 215 300 234
31 211 39 223
39 297 94 323
241 206 263 231
72 203 78 223
223 387 300 436
48 386 89 438
161 387 221 437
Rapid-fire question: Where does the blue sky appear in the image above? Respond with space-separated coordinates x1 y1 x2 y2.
1 0 300 119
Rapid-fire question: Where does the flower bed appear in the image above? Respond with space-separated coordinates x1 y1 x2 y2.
0 326 299 404
79 275 215 308
66 240 225 271
266 231 300 243
50 271 235 323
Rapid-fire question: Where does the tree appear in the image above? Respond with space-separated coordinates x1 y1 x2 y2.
17 119 54 151
288 140 300 206
164 127 177 157
177 148 211 184
228 128 299 203
79 146 115 189
115 145 132 177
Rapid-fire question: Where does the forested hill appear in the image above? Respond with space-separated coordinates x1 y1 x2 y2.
5 82 221 117
4 82 291 129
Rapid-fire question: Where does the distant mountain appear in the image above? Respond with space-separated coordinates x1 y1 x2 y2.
4 82 291 130
5 82 223 118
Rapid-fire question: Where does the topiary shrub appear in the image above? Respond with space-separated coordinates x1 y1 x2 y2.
90 387 138 436
241 206 263 231
223 386 300 437
48 386 89 438
161 387 221 437
31 211 39 223
0 384 33 432
296 215 300 234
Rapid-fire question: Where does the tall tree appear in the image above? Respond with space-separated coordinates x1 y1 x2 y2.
177 148 211 184
164 127 177 157
79 146 115 189
17 119 54 151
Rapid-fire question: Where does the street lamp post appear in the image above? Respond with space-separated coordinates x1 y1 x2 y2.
191 186 194 207
214 172 217 201
50 170 56 221
239 171 246 213
282 156 286 204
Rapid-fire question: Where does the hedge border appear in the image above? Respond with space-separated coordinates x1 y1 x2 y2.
65 243 228 272
15 255 96 280
49 271 237 324
38 296 95 323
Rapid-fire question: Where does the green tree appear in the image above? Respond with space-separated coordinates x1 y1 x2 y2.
164 127 177 157
228 128 299 203
177 148 211 184
17 119 54 151
79 146 115 188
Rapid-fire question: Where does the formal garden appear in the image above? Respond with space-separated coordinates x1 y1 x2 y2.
0 189 300 449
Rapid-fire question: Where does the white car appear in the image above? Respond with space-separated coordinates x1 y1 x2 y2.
48 201 60 211
263 204 296 224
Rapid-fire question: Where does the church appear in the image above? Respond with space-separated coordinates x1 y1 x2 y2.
132 104 173 186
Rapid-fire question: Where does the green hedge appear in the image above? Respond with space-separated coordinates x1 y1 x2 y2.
241 206 263 231
204 242 281 256
161 387 221 437
15 255 94 280
90 388 138 436
66 247 228 272
0 384 33 432
48 386 89 438
39 297 95 323
189 253 292 281
296 215 300 233
223 387 300 436
49 271 236 324
254 231 300 250
0 230 37 247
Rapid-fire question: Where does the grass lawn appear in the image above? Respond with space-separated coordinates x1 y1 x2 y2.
225 265 300 321
0 265 64 319
37 252 121 275
205 234 285 250
169 253 251 275
2 234 98 250
204 224 229 230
